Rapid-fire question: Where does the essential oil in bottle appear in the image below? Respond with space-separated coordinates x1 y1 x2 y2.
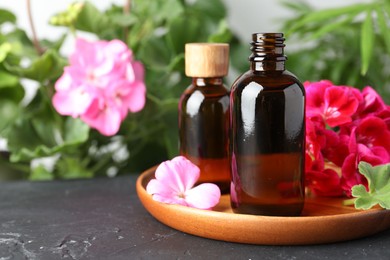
179 43 230 192
230 33 305 216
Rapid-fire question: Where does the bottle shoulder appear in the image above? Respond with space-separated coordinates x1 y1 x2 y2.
181 83 230 98
231 69 304 91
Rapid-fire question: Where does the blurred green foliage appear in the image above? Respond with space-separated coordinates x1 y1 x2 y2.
280 0 390 103
2 0 389 181
0 0 246 180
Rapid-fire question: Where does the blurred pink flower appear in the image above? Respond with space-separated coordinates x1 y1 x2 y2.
146 156 221 210
52 38 146 136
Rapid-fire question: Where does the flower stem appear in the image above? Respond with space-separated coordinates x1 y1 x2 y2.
343 198 356 206
123 0 131 42
26 0 44 55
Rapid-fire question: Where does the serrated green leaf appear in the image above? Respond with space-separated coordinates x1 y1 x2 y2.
0 9 16 25
360 10 374 75
351 162 390 210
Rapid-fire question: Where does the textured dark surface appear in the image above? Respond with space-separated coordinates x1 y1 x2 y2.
1 175 390 260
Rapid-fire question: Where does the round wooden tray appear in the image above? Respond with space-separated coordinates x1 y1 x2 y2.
136 166 390 245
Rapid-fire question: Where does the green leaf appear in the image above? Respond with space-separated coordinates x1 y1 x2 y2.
309 15 353 40
0 70 19 88
74 2 112 36
0 100 21 134
110 13 138 27
360 10 374 75
279 0 312 14
208 20 233 43
8 117 90 162
376 7 390 54
138 35 173 71
351 162 390 210
56 156 93 179
166 15 201 55
64 117 90 143
30 165 54 181
40 34 67 52
154 0 184 23
287 3 369 34
0 9 16 25
4 49 66 81
0 72 24 134
161 102 179 157
0 42 12 62
190 0 226 22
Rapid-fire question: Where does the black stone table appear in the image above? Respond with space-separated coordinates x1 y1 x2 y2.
1 175 390 260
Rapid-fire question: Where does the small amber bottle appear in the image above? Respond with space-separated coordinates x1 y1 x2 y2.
179 43 230 192
230 33 305 216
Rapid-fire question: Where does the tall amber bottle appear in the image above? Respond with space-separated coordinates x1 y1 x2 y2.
179 43 230 192
230 33 305 216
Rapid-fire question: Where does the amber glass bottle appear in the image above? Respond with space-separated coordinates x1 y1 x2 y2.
179 43 230 192
230 33 305 216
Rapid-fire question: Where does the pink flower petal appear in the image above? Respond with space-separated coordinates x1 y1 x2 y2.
125 82 146 112
52 86 92 117
146 179 175 197
54 72 73 91
151 194 188 206
146 156 221 209
70 38 99 67
81 99 122 136
154 156 200 193
185 183 221 209
132 61 145 81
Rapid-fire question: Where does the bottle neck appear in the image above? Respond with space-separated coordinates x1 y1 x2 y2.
249 33 286 72
251 61 285 71
192 77 223 87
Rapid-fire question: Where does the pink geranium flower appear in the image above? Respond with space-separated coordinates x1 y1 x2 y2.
52 38 146 136
146 156 221 210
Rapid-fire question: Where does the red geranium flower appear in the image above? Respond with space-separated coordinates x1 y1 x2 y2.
305 80 390 197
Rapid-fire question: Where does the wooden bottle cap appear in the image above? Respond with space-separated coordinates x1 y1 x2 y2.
185 43 229 77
